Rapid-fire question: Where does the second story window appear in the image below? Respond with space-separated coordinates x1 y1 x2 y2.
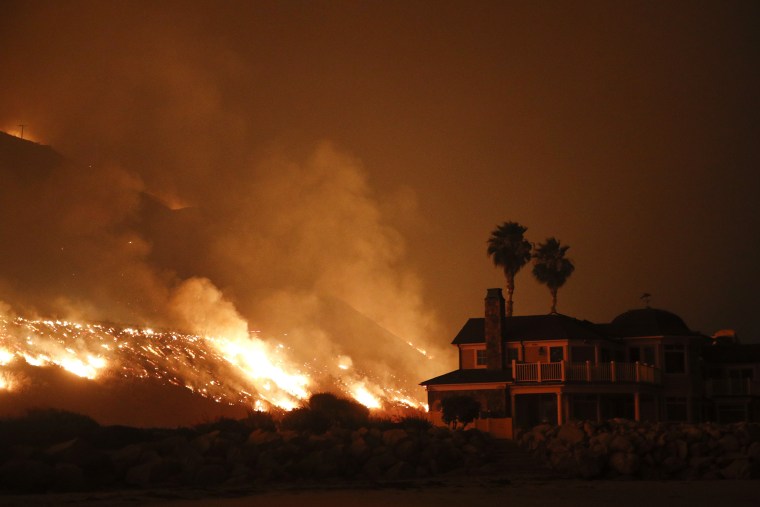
476 349 487 367
664 344 686 373
550 346 564 362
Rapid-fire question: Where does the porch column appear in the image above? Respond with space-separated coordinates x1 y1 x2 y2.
556 392 564 425
634 392 641 422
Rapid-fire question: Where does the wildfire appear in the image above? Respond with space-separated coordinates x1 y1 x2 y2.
0 316 427 412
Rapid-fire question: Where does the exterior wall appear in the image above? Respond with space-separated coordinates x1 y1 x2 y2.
459 345 485 369
427 386 509 418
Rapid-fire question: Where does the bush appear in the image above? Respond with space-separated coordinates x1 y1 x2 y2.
441 395 480 430
0 408 100 446
280 407 330 434
308 393 370 429
245 410 276 432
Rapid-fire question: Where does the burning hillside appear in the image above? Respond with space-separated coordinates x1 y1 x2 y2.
0 314 427 426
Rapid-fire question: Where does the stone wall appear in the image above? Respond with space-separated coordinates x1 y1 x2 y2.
0 424 498 492
518 418 760 479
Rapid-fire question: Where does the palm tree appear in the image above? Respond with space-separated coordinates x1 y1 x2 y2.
532 237 575 314
487 221 532 317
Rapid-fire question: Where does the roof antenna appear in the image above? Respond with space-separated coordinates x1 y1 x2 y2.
640 293 652 308
17 124 25 139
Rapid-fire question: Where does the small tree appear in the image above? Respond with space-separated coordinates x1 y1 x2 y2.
441 395 480 430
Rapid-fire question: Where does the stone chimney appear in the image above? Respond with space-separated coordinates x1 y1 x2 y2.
484 288 505 369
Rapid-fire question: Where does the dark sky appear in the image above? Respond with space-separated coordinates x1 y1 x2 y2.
1 0 759 357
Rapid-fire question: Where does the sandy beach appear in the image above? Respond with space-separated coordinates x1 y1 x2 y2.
1 479 759 507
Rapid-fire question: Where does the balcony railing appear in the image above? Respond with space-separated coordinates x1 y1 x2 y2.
705 378 760 397
511 360 662 385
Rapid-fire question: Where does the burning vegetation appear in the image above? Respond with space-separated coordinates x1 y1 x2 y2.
0 314 426 422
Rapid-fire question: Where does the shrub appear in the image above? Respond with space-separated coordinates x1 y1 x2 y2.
0 408 100 446
244 410 276 432
441 395 480 430
280 407 330 434
308 393 370 429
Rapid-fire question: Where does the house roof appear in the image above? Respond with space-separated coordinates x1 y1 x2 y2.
420 368 513 386
452 313 606 345
702 343 760 364
609 307 696 337
452 313 609 345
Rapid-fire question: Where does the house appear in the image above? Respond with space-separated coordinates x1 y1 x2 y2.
420 288 759 438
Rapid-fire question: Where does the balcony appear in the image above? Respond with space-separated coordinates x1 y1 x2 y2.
705 378 760 397
510 360 662 385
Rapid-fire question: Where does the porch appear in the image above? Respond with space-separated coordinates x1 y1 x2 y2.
510 360 661 384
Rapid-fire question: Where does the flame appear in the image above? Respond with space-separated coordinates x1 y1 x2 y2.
0 315 426 410
349 381 382 409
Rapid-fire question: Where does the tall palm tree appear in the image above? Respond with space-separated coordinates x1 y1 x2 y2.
487 221 532 317
532 237 575 314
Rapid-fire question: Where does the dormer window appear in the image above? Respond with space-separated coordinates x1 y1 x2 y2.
476 349 487 367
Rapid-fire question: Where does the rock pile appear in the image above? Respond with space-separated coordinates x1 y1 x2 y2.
518 419 760 480
0 424 496 492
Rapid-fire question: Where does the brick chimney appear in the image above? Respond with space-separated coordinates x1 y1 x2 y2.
484 288 505 369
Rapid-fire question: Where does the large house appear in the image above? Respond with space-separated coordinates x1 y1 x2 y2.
421 288 760 438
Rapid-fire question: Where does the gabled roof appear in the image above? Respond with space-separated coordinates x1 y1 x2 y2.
452 314 609 345
420 368 513 386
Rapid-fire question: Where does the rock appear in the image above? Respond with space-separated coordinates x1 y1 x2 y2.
748 441 760 461
662 456 686 475
194 463 228 487
125 462 153 488
395 438 421 462
558 423 585 446
383 429 409 447
247 429 281 447
385 460 416 480
349 436 371 459
609 435 634 453
608 452 640 476
675 439 688 460
53 463 85 491
112 443 144 470
721 458 751 480
719 434 740 453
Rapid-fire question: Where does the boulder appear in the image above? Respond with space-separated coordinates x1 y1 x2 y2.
383 429 409 447
720 458 751 480
53 463 85 491
608 452 640 476
557 423 585 446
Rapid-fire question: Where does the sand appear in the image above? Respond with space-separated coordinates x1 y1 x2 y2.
1 479 759 507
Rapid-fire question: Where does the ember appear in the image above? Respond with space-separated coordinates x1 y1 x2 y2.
0 316 426 412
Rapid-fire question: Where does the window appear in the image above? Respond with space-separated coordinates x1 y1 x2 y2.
506 348 519 362
571 346 594 363
550 346 564 362
664 344 686 373
476 349 487 367
628 346 655 365
643 346 655 365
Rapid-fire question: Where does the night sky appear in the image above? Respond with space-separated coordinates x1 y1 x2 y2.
1 0 759 362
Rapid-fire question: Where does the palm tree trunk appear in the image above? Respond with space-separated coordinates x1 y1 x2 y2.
550 287 558 314
506 273 515 317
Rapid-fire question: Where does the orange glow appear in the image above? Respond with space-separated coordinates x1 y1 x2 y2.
0 315 426 411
